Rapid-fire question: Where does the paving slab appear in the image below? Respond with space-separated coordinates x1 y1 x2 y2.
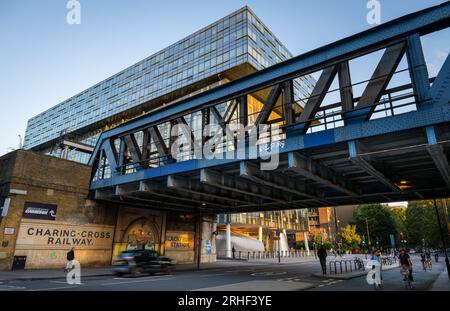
191 280 315 291
429 268 450 291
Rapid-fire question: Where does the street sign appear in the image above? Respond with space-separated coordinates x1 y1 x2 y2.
276 229 280 237
1 198 11 217
4 227 14 235
390 234 396 248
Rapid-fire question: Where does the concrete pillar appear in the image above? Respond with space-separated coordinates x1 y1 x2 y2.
225 222 232 258
303 231 310 256
258 226 263 242
61 146 69 159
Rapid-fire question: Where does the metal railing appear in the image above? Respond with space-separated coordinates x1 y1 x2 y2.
328 257 366 274
216 249 314 260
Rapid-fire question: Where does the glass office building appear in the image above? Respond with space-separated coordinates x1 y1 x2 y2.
23 6 314 164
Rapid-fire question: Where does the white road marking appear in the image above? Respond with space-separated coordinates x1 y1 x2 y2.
199 273 227 277
26 285 81 291
113 275 172 280
0 285 27 291
251 271 287 276
101 277 173 286
49 280 84 284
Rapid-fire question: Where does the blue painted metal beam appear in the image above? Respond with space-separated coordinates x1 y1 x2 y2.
88 2 450 165
90 97 450 190
406 33 432 105
426 126 450 187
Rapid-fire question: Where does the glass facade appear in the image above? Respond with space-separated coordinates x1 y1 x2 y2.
217 209 309 232
23 6 314 164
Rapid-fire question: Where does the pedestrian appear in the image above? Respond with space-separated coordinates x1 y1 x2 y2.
231 245 236 259
435 251 439 263
317 244 327 274
370 249 383 288
65 247 75 272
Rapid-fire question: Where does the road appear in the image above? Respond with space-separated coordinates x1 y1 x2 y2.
0 255 444 291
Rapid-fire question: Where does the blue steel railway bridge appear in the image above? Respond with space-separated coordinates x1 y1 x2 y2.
89 3 450 215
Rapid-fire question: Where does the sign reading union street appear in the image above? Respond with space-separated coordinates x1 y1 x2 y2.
15 220 114 250
23 202 58 221
165 231 194 250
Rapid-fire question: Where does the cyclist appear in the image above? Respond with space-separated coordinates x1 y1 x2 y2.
420 249 427 271
399 249 414 287
426 249 432 269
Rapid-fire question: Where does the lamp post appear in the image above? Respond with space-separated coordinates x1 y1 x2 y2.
433 197 450 281
365 217 372 250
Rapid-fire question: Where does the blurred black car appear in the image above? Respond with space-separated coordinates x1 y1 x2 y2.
112 249 176 276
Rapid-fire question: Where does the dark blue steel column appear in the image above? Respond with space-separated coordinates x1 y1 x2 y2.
406 33 432 105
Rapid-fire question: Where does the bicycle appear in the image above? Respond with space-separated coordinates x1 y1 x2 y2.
421 259 427 271
426 258 432 269
400 265 414 290
354 257 365 271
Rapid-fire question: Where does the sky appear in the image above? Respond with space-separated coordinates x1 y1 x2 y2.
0 0 448 156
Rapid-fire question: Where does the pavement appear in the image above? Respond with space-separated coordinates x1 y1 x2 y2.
0 254 447 291
312 255 449 291
312 258 400 280
429 266 450 291
0 256 318 282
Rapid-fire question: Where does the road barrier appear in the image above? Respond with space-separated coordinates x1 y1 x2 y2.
329 257 366 274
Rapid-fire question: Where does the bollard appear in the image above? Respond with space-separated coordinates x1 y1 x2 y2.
248 252 250 259
339 261 343 273
239 251 241 259
253 251 256 260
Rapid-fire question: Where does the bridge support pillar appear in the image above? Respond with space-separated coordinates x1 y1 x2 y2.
225 221 232 258
303 231 310 256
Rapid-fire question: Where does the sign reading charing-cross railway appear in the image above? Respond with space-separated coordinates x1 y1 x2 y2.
23 202 57 221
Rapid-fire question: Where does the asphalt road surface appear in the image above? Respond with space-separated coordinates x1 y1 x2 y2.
0 255 444 291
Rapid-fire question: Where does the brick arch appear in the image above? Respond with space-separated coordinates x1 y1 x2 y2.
120 216 160 247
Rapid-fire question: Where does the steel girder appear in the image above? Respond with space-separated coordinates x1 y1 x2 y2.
88 4 450 211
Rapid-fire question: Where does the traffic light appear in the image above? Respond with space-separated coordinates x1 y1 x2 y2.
400 232 404 239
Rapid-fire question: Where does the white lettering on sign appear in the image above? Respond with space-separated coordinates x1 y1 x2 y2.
4 227 15 235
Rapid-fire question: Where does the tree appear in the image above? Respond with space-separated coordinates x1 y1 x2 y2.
338 225 361 250
351 204 398 248
405 200 450 249
391 208 406 233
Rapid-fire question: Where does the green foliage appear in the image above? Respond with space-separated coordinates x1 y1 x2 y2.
405 200 450 248
295 241 309 250
391 208 407 233
338 225 361 249
351 203 398 248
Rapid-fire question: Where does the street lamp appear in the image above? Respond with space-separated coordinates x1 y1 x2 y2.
433 197 450 281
